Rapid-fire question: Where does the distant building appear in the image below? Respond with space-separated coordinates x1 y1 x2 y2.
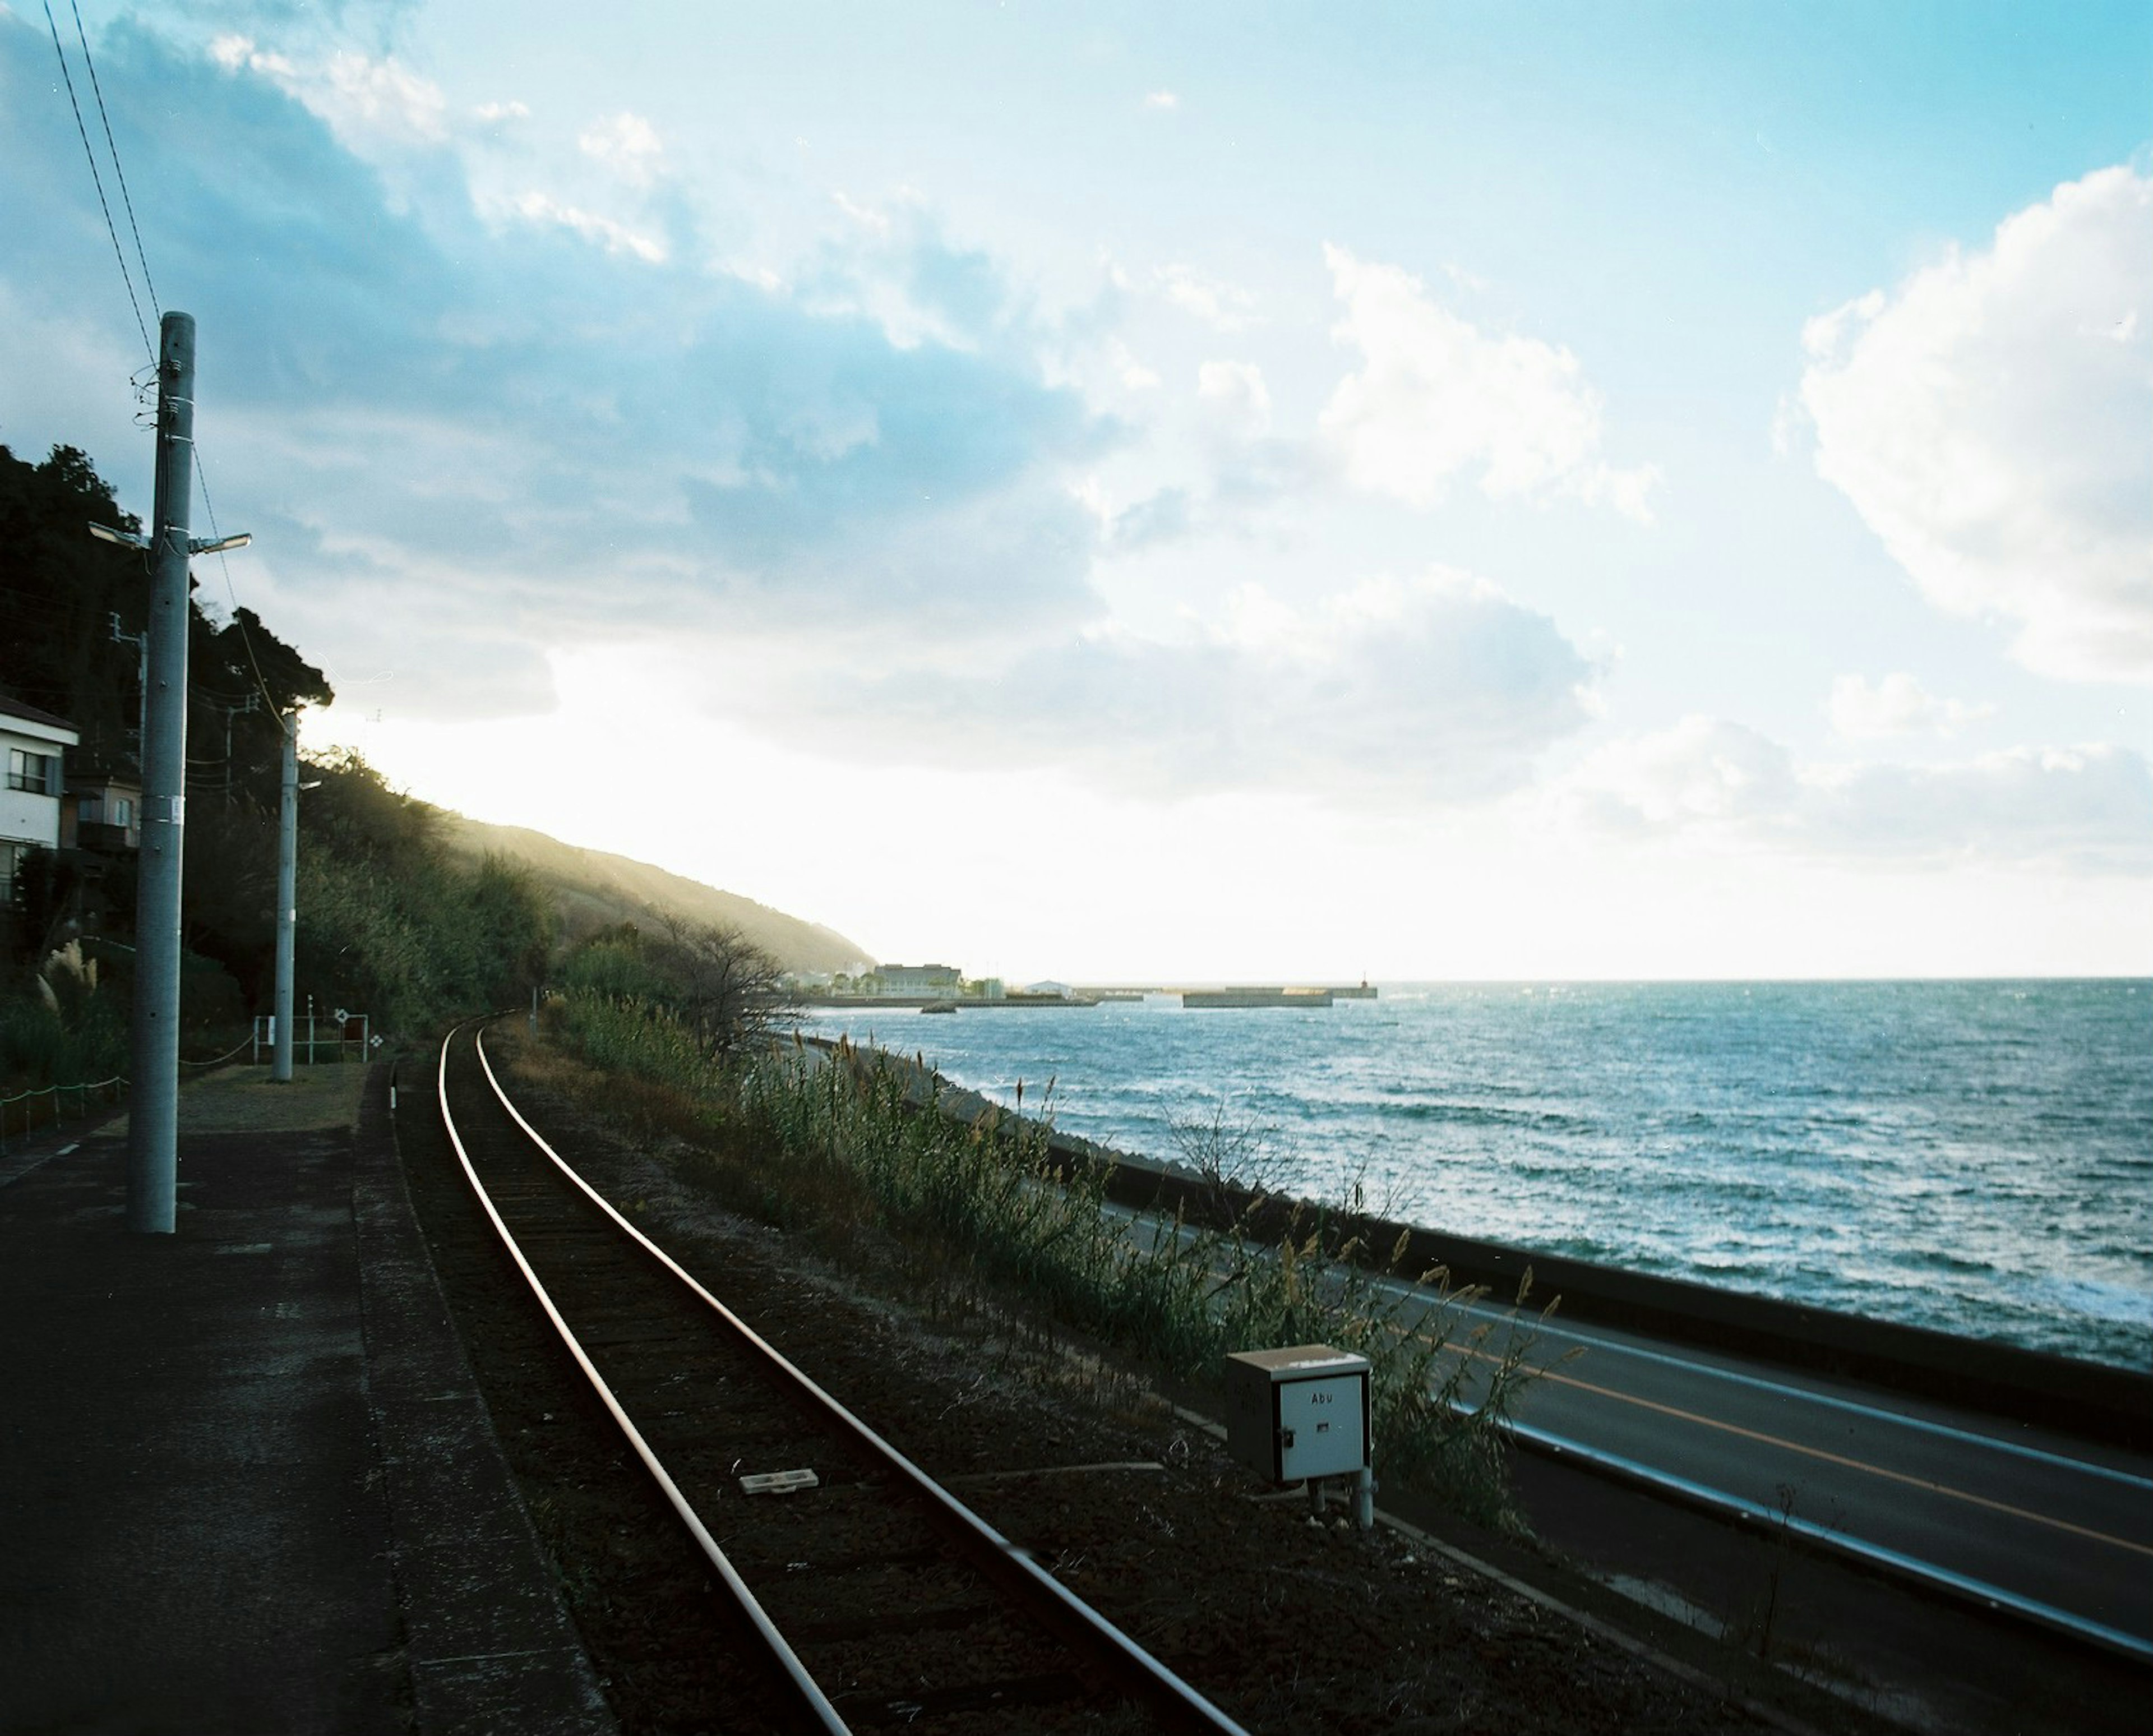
878 962 963 997
62 772 142 855
2 696 80 893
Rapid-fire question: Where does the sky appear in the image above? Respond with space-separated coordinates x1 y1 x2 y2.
2 1 2149 981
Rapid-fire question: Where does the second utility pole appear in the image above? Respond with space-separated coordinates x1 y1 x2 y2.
272 712 297 1083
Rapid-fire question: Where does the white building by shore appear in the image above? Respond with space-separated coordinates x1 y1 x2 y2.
2 696 78 892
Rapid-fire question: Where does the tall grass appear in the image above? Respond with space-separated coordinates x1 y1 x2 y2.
548 1017 1545 1527
558 991 711 1096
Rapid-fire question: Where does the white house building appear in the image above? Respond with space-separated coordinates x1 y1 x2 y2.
877 963 963 997
2 696 79 893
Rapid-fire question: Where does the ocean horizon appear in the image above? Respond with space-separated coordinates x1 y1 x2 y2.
799 978 2152 1374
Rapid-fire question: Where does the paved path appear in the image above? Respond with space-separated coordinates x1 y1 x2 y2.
0 1063 614 1735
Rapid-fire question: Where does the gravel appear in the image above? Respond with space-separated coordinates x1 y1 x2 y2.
396 1037 1889 1735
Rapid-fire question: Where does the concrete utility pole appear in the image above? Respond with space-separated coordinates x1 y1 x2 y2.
108 613 146 755
95 312 249 1234
126 313 197 1233
272 712 297 1084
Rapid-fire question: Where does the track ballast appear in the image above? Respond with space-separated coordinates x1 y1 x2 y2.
433 1022 1249 1735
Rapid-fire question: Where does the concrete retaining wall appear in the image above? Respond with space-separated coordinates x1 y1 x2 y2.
806 1035 2153 1451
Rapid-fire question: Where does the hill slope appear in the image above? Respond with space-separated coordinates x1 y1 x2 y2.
439 815 870 976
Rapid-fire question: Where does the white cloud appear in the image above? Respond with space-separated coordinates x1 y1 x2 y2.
1144 90 1179 111
830 189 894 238
1566 717 1799 838
1112 339 1161 391
508 190 667 262
1197 358 1271 430
322 51 449 141
1157 264 1260 331
1828 672 1995 740
475 99 531 123
1565 717 2153 869
1318 244 1659 521
1800 165 2153 682
207 36 449 148
579 112 664 183
787 565 1597 804
1807 745 2153 867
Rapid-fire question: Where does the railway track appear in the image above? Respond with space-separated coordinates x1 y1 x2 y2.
432 1022 1250 1735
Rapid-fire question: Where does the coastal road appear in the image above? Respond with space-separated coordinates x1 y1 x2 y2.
1103 1198 2153 1665
1388 1276 2153 1665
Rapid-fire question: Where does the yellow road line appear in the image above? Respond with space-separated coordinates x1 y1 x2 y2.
1427 1331 2153 1561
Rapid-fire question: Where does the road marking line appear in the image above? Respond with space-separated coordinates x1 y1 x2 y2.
1419 1283 2153 1494
1436 1328 2153 1560
1507 1416 2153 1668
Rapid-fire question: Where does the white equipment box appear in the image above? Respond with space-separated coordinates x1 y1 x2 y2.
1223 1344 1372 1483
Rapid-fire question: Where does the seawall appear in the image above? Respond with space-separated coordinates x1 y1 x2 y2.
805 1035 2153 1452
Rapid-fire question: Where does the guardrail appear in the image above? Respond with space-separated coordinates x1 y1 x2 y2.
0 1075 124 1153
0 1030 288 1153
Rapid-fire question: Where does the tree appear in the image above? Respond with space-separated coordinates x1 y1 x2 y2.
650 915 791 1063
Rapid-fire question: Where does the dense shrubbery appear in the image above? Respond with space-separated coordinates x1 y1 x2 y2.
734 1041 1541 1522
2 441 558 1084
552 916 788 1095
536 1007 1544 1529
295 750 555 1035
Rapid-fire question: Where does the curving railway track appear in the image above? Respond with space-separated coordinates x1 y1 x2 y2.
431 1021 1251 1735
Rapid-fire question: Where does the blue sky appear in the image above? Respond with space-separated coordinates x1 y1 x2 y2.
3 1 2148 978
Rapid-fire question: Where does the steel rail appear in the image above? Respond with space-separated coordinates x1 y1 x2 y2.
470 1024 1253 1736
457 1023 1253 1735
434 1026 849 1734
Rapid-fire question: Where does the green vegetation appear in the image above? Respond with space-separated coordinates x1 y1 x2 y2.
8 435 1541 1523
537 999 1544 1529
441 812 865 974
552 916 789 1095
2 442 553 1100
295 750 555 1033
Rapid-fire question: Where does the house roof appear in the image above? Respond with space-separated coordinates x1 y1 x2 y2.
0 694 81 743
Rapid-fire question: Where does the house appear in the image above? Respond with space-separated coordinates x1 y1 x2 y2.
62 772 142 854
877 962 963 998
2 696 80 894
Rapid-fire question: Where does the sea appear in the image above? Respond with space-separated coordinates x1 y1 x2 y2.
796 981 2152 1374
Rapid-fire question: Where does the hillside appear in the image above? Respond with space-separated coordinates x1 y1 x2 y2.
438 815 870 976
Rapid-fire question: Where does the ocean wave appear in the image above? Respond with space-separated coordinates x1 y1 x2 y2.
2039 1277 2153 1331
811 981 2150 1368
1384 1099 1595 1135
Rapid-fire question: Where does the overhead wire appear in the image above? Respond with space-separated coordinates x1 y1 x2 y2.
42 1 290 735
69 0 160 319
190 451 286 726
42 1 154 364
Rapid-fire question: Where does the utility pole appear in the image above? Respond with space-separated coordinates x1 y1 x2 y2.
272 712 297 1084
108 612 146 759
212 691 258 803
93 311 248 1234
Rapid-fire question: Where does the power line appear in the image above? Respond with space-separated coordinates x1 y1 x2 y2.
40 10 281 734
191 449 282 722
70 0 161 319
42 1 153 364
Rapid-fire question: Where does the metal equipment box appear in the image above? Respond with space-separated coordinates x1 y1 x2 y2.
1223 1344 1372 1483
